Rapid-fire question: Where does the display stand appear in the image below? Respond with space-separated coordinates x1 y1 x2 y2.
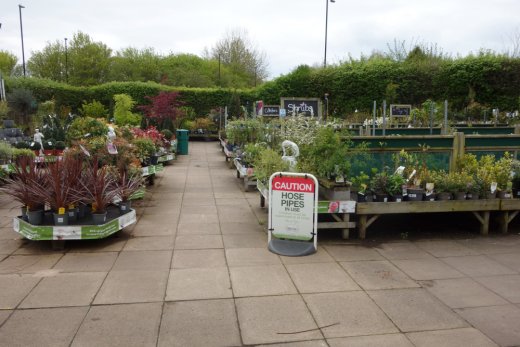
13 207 136 248
234 159 256 192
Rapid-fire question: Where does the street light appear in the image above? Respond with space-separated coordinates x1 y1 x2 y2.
64 38 68 83
324 0 335 68
18 4 26 77
324 93 329 121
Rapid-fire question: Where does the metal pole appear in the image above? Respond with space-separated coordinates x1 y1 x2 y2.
443 100 448 134
429 102 434 135
18 4 26 77
382 100 386 136
218 54 221 87
64 37 68 83
324 0 335 68
372 100 376 136
324 93 329 122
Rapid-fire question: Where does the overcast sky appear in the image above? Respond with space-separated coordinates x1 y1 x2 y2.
1 0 519 79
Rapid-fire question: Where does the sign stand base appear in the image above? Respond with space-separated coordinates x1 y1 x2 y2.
268 238 316 257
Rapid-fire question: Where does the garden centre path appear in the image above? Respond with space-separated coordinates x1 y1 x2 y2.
1 141 520 346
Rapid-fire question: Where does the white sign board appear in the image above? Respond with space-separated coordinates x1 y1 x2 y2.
269 173 318 241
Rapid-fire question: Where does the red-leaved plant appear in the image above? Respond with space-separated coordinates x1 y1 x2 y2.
79 158 118 214
0 155 45 211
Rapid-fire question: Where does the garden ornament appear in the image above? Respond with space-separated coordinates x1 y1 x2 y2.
281 140 299 171
106 126 118 154
33 128 44 156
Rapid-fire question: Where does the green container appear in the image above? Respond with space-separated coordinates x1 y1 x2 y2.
176 129 189 155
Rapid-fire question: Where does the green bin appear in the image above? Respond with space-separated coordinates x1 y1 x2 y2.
176 129 189 155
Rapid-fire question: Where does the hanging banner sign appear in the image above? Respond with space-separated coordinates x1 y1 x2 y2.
269 173 318 241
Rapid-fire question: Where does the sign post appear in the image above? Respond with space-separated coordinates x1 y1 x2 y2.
268 172 318 256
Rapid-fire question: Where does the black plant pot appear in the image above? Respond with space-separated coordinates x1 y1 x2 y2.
53 213 69 226
27 209 43 225
92 212 107 225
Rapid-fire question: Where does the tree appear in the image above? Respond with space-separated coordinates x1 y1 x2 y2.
109 47 161 82
138 91 185 130
7 89 37 130
160 53 217 87
0 50 18 76
113 94 141 126
205 28 269 88
68 32 112 86
27 40 66 81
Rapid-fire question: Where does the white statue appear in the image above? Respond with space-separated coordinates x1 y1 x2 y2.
106 126 118 154
107 126 116 142
281 140 299 171
33 128 44 156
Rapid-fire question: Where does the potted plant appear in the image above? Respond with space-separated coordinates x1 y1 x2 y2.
0 156 45 224
477 154 498 199
113 166 144 214
35 156 84 225
387 173 406 202
431 170 452 200
0 141 13 165
132 137 155 166
43 138 55 156
448 171 470 200
80 159 117 224
350 171 372 202
494 153 513 199
54 141 66 156
370 170 390 202
29 141 41 157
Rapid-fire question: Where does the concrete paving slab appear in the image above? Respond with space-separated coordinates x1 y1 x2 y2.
176 222 221 235
368 288 468 332
181 204 218 214
179 212 219 224
166 267 232 301
222 233 266 248
303 291 398 338
217 205 258 223
94 270 168 304
158 299 241 347
328 333 414 347
64 236 128 252
257 341 328 347
226 248 281 267
220 221 265 234
131 224 175 237
391 258 465 280
459 236 520 255
72 303 162 347
341 260 420 290
230 264 297 297
236 295 322 345
0 310 11 325
174 234 223 249
488 252 520 271
0 274 40 309
19 272 106 308
53 252 118 272
0 239 22 255
215 198 250 206
286 262 360 293
455 305 520 347
441 255 518 277
375 241 434 260
422 277 508 308
323 245 384 262
414 240 481 257
123 236 174 251
280 248 335 264
0 254 63 274
137 213 180 227
0 307 88 347
406 327 499 347
172 249 227 268
0 227 20 240
112 250 172 270
474 275 520 303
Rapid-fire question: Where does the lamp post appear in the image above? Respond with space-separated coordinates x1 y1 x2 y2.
18 4 26 77
64 38 68 83
324 0 335 68
324 93 329 121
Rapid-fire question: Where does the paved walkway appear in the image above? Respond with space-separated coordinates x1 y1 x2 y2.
1 141 520 346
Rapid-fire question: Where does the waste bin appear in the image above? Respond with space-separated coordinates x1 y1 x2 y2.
176 129 189 155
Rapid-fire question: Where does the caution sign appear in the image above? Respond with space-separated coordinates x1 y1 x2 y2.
268 172 318 256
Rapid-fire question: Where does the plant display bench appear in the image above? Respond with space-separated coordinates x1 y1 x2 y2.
496 199 520 233
257 180 356 239
141 163 164 185
13 207 136 248
234 159 256 192
158 152 175 164
355 200 502 239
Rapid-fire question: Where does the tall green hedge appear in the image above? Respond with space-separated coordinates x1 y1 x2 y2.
5 78 257 116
